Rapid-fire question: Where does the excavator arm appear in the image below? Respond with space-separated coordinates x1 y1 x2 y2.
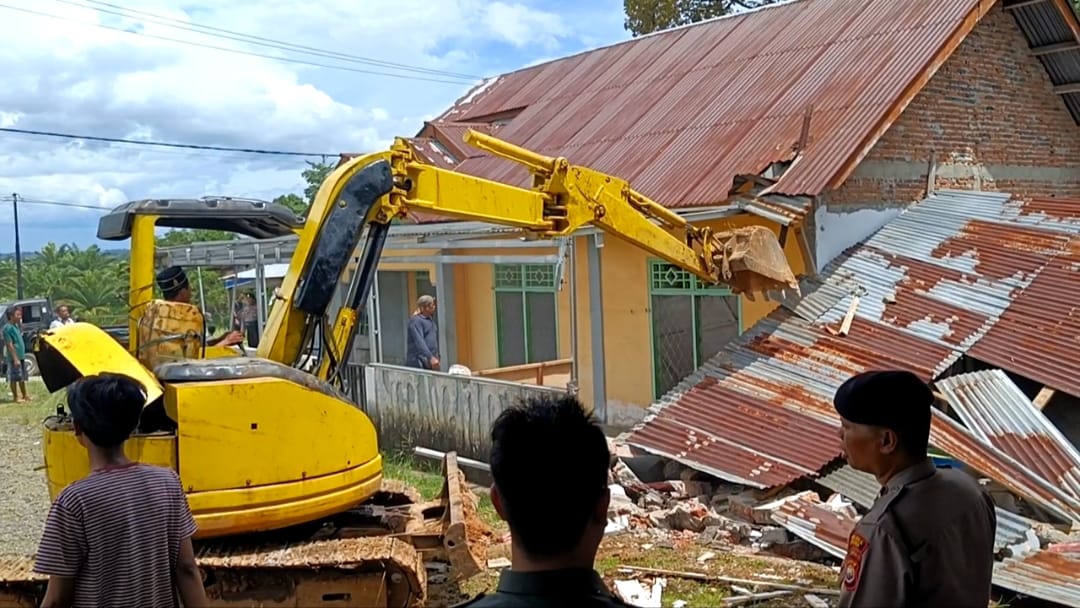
258 129 798 383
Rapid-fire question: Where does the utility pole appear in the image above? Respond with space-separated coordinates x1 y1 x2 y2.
12 192 24 299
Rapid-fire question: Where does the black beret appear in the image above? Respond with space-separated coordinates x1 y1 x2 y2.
833 370 933 432
156 266 189 294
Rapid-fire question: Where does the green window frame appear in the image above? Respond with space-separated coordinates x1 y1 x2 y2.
493 264 559 366
648 259 743 399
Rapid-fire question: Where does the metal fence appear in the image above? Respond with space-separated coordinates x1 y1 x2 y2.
343 363 566 462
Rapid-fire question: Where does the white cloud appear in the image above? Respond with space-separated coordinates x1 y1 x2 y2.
0 0 628 250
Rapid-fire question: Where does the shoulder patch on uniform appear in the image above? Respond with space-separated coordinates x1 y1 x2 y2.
840 531 870 592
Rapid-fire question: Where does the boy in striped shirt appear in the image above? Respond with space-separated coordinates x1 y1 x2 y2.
33 373 208 608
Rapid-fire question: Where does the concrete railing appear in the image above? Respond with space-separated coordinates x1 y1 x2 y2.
344 363 567 462
473 358 572 388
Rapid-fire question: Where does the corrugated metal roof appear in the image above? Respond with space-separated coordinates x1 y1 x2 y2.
1006 0 1080 125
630 375 842 488
624 189 1080 523
928 409 1080 524
430 0 998 202
937 369 1080 502
968 242 1080 399
817 463 880 508
994 549 1080 608
769 493 855 559
815 463 1044 553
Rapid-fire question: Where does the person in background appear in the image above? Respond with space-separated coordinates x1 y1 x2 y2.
454 394 631 607
241 293 260 348
833 370 996 608
156 266 243 348
33 373 207 608
49 305 76 330
406 295 439 371
3 307 29 403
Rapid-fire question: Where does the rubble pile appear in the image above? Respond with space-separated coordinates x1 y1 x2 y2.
602 451 853 607
600 441 1080 608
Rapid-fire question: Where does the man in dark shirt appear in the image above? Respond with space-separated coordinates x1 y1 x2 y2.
454 394 631 607
406 295 439 370
834 370 997 608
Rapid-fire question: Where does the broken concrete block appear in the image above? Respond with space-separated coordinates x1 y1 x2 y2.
697 525 729 546
768 539 833 562
609 485 640 516
683 480 712 499
662 459 684 481
758 526 790 545
804 595 829 608
649 501 726 533
625 455 668 483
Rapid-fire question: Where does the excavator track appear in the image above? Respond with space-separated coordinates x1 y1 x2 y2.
0 454 490 608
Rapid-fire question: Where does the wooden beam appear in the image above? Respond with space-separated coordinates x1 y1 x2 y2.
1033 387 1056 410
1004 0 1051 9
1031 41 1080 56
1053 82 1080 95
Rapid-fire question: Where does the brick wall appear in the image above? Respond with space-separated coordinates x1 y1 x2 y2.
829 3 1080 208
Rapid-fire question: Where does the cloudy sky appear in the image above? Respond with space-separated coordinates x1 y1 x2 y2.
0 0 628 252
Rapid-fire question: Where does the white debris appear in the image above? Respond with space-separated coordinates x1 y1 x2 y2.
697 551 716 564
605 514 630 535
804 594 830 608
613 578 665 607
673 601 688 608
487 557 511 570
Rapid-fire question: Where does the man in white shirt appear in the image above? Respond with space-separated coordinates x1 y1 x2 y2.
49 305 76 330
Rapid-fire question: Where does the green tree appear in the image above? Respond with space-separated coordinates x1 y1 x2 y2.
623 0 781 36
301 160 335 203
273 193 307 215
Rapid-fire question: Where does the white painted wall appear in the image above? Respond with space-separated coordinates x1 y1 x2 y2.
814 205 904 269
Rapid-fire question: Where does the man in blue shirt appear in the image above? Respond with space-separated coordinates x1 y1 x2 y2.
406 295 439 370
3 307 29 403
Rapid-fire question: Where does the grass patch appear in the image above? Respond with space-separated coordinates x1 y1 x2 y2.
0 379 63 425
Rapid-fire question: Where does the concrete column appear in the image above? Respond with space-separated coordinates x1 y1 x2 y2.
568 236 580 396
434 263 457 367
370 272 383 363
253 243 265 337
587 233 607 424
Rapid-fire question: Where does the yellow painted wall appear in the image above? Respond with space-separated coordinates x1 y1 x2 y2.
376 215 808 411
573 214 808 411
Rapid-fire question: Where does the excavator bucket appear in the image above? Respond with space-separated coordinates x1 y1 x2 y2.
394 452 490 581
710 225 800 298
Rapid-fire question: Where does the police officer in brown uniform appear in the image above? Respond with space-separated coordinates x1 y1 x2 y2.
453 393 632 608
833 370 997 608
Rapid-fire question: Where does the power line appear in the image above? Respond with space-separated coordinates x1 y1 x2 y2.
0 196 106 211
59 0 485 81
0 126 337 156
0 3 480 86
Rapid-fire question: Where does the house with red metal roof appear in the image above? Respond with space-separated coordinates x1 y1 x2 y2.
345 0 1080 425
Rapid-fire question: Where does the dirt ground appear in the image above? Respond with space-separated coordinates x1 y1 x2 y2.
0 381 53 557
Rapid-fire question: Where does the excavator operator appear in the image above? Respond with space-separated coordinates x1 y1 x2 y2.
155 266 243 348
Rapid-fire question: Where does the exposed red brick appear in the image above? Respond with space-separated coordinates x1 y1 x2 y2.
829 4 1080 207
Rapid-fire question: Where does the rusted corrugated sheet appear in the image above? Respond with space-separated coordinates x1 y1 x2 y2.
769 493 855 559
624 189 1080 522
937 369 1080 501
994 549 1080 608
431 0 995 203
929 410 1080 524
810 191 1076 350
968 245 1080 399
628 375 842 488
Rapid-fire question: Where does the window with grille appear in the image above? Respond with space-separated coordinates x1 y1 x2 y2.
494 264 558 366
649 260 742 399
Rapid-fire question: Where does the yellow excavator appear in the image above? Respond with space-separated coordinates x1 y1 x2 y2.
0 130 798 608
